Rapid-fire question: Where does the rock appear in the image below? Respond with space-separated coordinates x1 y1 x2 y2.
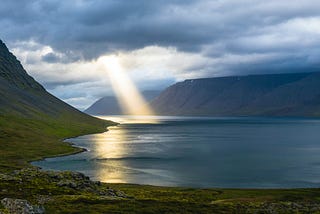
1 198 45 214
46 171 63 180
94 181 101 186
57 180 77 189
115 190 127 198
0 173 19 181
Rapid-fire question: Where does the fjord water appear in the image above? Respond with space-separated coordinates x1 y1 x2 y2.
34 116 320 188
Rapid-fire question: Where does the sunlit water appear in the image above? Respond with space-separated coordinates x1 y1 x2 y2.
33 116 320 188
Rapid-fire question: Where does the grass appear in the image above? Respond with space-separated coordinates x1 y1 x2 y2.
34 184 320 213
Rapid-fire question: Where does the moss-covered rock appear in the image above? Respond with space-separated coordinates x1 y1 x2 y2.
1 198 44 214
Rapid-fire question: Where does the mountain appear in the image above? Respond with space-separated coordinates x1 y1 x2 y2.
85 90 161 115
0 39 115 123
0 39 115 171
151 72 320 117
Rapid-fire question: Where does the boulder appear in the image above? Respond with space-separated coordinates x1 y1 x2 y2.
1 198 45 214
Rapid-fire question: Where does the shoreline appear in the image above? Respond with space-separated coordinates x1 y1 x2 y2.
28 122 120 167
29 116 320 190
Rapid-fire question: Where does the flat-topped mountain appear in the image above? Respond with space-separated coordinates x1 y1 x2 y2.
151 72 320 117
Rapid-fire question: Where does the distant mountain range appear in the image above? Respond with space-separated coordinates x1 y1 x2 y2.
85 90 161 115
151 72 320 117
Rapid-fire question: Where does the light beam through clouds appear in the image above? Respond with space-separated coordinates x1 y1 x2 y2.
100 55 155 116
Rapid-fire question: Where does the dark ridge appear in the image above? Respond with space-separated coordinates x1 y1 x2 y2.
0 40 44 91
151 72 320 117
0 39 114 124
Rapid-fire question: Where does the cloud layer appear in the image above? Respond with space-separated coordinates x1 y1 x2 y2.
1 0 320 109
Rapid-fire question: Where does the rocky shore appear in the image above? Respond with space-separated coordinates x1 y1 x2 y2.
0 168 127 214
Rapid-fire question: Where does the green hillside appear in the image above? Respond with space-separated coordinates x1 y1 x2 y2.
0 40 116 171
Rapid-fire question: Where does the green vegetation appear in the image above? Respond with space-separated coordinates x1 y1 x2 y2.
0 113 114 172
2 167 320 213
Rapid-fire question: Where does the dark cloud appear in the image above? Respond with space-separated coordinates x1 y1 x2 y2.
41 52 81 63
1 0 320 69
1 0 320 108
0 0 202 58
41 53 60 63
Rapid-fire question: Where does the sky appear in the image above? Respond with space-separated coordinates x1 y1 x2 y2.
1 0 320 110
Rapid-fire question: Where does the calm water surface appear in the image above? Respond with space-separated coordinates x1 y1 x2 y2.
33 116 320 188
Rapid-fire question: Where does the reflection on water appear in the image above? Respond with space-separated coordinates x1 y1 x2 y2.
93 126 128 159
93 116 165 183
92 126 128 183
33 116 320 188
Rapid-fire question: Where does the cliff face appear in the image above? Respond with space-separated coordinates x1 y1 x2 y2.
151 72 320 117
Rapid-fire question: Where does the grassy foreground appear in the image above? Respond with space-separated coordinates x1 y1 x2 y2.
1 115 320 213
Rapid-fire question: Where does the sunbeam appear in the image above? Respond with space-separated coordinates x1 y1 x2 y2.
100 56 155 116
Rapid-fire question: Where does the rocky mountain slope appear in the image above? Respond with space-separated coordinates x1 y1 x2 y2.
0 40 107 121
151 72 320 117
